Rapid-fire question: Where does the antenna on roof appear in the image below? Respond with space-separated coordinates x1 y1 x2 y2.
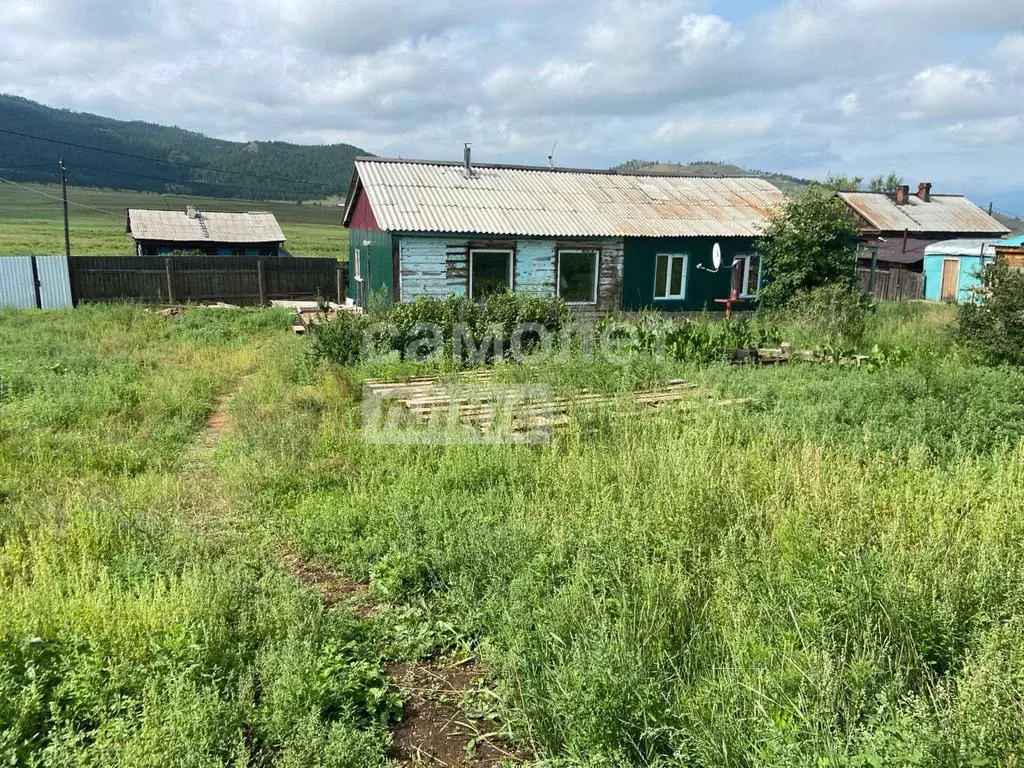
548 141 557 170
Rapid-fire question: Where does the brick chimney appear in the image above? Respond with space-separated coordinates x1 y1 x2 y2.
917 182 932 202
895 185 910 205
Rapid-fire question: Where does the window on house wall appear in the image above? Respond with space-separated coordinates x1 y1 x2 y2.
654 253 688 300
470 249 513 301
557 249 599 304
735 254 762 297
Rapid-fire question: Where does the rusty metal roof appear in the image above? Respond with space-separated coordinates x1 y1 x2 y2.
126 208 286 243
839 191 1008 236
346 158 785 237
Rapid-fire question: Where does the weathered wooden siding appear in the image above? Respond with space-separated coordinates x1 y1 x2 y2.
400 236 465 299
397 235 624 308
595 239 624 312
515 240 555 297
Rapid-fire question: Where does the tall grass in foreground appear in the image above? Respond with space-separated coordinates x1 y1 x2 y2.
225 307 1024 766
0 307 395 767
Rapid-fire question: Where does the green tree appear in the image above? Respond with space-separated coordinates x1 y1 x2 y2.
756 186 860 307
823 172 864 191
869 171 903 193
955 261 1024 366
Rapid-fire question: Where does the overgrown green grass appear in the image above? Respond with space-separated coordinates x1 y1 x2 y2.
4 301 1024 766
0 307 394 767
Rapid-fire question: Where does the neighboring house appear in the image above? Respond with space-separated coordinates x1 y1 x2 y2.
994 235 1024 270
839 184 1008 271
923 239 997 302
126 207 288 256
341 151 785 312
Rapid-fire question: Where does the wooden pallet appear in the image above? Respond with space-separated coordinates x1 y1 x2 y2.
363 373 743 434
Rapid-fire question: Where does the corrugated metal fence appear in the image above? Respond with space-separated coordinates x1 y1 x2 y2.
0 256 74 309
856 267 924 302
69 256 343 305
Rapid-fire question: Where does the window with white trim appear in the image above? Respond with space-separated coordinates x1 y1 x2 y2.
469 249 513 301
735 254 761 297
654 253 688 300
353 248 362 281
557 249 599 304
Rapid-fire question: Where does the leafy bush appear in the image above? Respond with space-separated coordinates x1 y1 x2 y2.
757 185 860 307
309 293 569 366
762 283 875 350
955 261 1024 366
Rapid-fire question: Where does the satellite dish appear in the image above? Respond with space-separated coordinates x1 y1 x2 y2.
711 243 722 270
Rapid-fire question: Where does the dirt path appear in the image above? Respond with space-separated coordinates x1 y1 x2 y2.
192 387 519 766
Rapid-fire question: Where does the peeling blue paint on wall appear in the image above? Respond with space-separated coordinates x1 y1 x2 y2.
399 236 464 299
514 240 556 298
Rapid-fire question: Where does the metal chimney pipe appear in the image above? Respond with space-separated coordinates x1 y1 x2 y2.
463 143 472 178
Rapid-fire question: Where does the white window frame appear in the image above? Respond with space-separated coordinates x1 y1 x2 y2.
353 248 362 281
653 253 688 300
469 249 514 301
735 253 762 298
556 249 600 305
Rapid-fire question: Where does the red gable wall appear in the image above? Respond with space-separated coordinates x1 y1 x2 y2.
347 186 382 232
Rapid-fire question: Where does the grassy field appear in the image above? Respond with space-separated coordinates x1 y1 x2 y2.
0 182 349 258
3 301 1024 766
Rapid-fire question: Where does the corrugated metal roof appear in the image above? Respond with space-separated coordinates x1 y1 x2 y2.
127 209 286 243
347 159 786 238
923 239 998 258
839 192 1008 235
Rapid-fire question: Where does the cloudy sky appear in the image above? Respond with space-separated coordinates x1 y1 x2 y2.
3 0 1023 205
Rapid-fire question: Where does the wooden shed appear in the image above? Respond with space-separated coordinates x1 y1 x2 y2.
126 207 288 257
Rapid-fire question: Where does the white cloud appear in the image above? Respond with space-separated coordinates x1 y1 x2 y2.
903 65 995 119
654 112 776 145
0 0 1022 189
944 116 1022 146
835 92 860 116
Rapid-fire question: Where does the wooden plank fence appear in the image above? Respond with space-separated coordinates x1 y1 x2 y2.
69 256 346 306
855 266 923 302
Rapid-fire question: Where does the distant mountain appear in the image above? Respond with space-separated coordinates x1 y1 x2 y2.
614 159 812 195
0 95 369 201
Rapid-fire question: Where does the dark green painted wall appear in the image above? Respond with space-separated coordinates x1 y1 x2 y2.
347 228 393 307
621 236 759 311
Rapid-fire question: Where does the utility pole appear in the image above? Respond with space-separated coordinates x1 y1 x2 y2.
59 157 70 257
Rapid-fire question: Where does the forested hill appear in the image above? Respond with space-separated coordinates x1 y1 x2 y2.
615 159 811 195
0 95 369 201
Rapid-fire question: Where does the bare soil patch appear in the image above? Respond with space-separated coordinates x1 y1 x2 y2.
388 659 517 767
204 394 234 435
281 550 372 611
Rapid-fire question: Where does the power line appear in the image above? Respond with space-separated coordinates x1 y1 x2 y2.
0 126 342 189
0 175 122 217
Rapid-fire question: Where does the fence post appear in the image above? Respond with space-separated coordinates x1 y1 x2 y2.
165 257 175 304
336 263 343 305
29 256 43 309
257 258 267 305
867 247 878 296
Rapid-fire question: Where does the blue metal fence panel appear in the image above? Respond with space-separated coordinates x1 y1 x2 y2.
36 255 73 308
0 257 35 308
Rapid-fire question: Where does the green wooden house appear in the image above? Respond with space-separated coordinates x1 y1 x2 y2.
342 150 784 312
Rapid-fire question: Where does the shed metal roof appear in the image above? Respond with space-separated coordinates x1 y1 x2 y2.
838 191 1007 236
345 158 786 238
923 239 998 258
126 209 286 243
995 234 1024 247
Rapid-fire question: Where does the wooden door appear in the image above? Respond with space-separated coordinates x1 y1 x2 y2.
940 259 960 302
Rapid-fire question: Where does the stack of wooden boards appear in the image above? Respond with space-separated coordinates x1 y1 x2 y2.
362 371 745 434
